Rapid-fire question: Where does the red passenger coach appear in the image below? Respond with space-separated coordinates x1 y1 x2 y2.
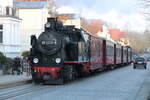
103 40 115 67
87 33 132 72
89 35 103 71
115 44 122 65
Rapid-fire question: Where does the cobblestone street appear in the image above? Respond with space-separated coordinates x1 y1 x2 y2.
6 63 150 100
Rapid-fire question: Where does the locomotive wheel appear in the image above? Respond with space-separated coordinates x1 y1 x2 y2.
32 73 42 84
68 66 75 81
32 77 42 84
63 65 76 81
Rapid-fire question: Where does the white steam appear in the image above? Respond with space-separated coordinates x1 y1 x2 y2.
55 0 146 32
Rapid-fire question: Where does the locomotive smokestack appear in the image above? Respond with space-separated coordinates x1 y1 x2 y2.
45 18 57 30
45 17 63 31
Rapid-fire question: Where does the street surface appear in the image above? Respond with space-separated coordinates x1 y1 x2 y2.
5 63 150 100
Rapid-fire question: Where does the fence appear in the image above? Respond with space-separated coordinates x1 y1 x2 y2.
21 58 31 76
0 58 31 76
0 6 18 17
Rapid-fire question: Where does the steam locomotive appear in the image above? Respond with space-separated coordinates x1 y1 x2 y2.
29 18 132 84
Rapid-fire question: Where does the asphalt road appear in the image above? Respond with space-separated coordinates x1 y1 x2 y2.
7 63 150 100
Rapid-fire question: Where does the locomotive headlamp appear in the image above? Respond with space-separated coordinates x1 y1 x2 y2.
33 58 39 64
45 22 51 28
55 58 61 63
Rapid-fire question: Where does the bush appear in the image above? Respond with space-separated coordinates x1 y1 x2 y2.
0 52 7 65
4 57 14 71
0 52 14 65
21 51 30 57
0 52 13 74
6 57 13 64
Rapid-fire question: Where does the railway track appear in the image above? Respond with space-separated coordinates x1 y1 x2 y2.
0 80 32 90
0 84 52 100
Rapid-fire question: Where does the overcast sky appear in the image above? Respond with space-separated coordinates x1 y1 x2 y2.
56 0 138 14
0 0 13 7
0 0 146 32
56 0 146 32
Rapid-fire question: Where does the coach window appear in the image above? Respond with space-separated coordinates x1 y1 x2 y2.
108 46 113 56
109 46 111 56
107 46 110 56
111 46 114 56
0 25 3 43
117 48 119 57
96 43 100 56
119 48 121 57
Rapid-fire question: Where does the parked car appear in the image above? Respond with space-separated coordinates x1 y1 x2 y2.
133 57 147 69
147 57 150 62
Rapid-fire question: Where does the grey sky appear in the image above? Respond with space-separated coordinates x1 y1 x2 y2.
55 0 139 15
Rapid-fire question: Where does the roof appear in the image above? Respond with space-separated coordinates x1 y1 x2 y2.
14 1 48 8
81 19 103 35
109 29 124 40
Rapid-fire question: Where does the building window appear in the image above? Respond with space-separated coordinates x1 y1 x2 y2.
0 25 3 43
6 7 10 15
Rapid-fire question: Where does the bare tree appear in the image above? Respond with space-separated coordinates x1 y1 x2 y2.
137 0 150 52
124 30 149 52
139 0 150 22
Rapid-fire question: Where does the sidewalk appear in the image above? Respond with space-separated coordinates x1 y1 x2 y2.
136 69 150 100
0 73 32 87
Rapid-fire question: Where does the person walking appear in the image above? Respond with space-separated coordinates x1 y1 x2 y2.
12 57 21 75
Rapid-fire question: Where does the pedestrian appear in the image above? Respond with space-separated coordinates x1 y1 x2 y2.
12 59 15 75
12 57 21 75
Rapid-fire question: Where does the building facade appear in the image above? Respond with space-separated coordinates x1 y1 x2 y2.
97 25 116 43
0 0 21 58
14 0 55 52
118 38 130 46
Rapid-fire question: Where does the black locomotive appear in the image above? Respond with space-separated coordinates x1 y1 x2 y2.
29 18 89 84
